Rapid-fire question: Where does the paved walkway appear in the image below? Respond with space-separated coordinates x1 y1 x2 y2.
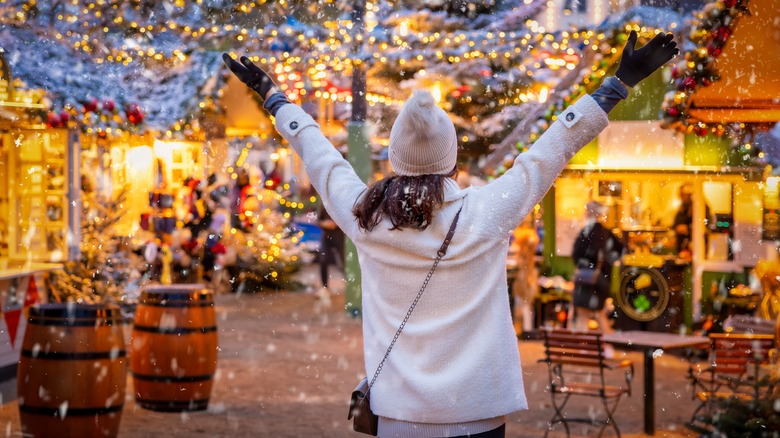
0 264 701 437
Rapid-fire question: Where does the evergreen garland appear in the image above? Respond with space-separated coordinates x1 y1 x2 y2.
660 0 770 157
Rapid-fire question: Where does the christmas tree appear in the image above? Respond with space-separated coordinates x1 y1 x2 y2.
222 187 305 293
48 189 146 304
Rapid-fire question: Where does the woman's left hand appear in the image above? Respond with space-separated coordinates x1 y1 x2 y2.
222 53 277 101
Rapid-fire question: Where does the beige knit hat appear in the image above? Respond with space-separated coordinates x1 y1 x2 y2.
388 90 457 176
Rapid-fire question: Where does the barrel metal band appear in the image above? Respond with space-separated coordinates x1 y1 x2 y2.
135 398 209 412
133 325 217 335
138 300 214 308
19 403 124 416
131 372 214 382
27 318 121 327
21 349 127 360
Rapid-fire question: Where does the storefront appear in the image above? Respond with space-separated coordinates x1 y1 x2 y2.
551 161 766 331
0 50 75 375
543 0 779 332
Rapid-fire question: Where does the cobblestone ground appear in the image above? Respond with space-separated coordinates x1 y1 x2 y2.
0 264 699 437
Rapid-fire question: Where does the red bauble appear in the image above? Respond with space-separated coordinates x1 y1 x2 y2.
716 26 730 43
125 103 144 125
683 77 698 90
59 111 69 124
103 99 116 112
707 44 722 57
667 107 680 117
129 111 144 124
671 67 680 79
694 125 708 136
83 97 98 113
724 0 737 7
47 112 61 128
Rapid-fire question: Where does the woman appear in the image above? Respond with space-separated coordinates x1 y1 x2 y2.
571 200 625 333
224 30 676 438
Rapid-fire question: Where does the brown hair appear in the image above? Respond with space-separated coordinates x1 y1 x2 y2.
353 167 457 232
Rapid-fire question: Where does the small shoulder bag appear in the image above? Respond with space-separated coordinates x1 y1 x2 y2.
574 250 603 286
348 205 464 436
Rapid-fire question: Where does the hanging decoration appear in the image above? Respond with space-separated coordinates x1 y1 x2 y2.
660 0 769 156
46 96 147 134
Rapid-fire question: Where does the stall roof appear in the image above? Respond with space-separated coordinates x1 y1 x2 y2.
0 24 233 132
688 0 780 123
0 25 129 107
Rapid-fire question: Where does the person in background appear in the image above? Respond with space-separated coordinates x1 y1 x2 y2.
231 168 252 230
224 29 677 437
316 202 345 302
201 193 229 284
509 222 540 335
571 200 625 333
673 183 713 259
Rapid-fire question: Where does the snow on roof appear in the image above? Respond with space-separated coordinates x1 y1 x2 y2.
0 24 227 131
0 25 129 106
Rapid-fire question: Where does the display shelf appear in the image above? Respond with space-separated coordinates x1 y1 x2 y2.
5 130 69 262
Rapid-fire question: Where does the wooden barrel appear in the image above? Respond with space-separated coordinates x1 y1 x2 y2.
18 303 127 438
131 284 218 412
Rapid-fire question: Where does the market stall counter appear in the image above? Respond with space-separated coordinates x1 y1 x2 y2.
0 261 61 379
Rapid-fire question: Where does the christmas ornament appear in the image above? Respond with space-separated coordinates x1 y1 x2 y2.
83 97 98 113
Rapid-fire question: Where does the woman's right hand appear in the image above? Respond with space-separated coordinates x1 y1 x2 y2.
222 53 277 101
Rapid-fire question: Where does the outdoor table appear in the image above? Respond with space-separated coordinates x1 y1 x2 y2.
601 330 709 435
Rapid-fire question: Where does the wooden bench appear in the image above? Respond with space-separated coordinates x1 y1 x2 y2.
539 329 634 437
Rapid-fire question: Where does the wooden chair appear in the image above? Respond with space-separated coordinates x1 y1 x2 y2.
688 332 776 428
539 329 634 437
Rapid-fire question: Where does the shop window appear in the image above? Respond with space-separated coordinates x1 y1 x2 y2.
9 131 68 262
704 181 733 261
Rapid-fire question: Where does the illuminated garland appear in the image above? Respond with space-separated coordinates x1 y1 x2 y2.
5 0 555 139
489 27 640 176
660 0 762 142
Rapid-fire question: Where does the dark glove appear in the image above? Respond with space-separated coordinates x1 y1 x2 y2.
615 30 679 87
222 53 277 101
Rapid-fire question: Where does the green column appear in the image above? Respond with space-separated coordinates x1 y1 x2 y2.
345 122 371 317
345 0 369 317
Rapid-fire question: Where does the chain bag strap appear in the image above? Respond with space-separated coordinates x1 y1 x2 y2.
349 203 464 435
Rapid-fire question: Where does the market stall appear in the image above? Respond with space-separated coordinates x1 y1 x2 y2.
544 0 779 332
0 49 74 374
552 165 765 331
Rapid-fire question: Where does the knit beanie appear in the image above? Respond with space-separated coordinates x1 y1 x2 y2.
388 90 457 176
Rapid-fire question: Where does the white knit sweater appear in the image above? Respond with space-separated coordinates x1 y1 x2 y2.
273 94 609 424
